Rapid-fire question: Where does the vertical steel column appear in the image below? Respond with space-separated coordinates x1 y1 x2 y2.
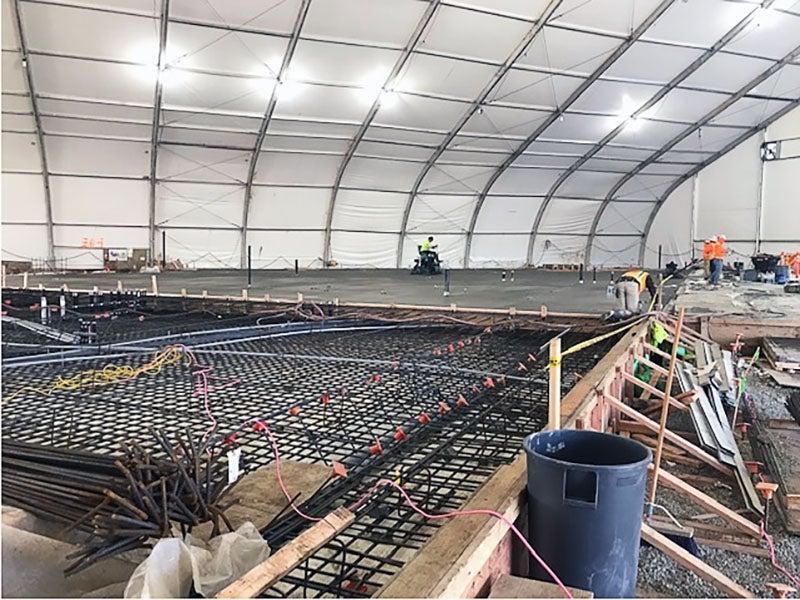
12 0 55 268
148 0 171 261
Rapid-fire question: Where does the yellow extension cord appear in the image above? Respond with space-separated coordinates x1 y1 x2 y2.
3 346 187 403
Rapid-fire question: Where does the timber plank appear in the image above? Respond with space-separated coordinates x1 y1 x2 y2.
216 507 354 598
640 523 753 598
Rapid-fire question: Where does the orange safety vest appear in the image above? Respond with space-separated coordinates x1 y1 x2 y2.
702 242 714 261
712 241 727 260
621 270 649 293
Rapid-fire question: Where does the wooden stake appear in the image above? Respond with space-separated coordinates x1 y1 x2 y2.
548 336 561 429
1 263 6 288
649 307 685 511
117 280 123 292
151 274 158 296
22 271 28 289
216 507 354 598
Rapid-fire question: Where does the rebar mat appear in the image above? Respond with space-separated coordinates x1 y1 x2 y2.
1 302 616 597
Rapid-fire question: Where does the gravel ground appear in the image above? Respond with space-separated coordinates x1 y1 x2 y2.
636 370 800 597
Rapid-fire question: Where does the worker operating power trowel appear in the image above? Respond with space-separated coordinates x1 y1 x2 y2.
411 236 442 275
603 268 658 322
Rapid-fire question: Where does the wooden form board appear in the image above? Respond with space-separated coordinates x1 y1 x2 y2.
377 454 527 598
640 523 753 598
605 395 733 477
216 507 354 598
378 322 652 598
648 467 761 539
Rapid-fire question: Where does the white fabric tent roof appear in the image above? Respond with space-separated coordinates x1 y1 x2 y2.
3 0 800 268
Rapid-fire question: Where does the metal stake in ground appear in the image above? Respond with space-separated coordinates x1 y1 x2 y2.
648 308 685 514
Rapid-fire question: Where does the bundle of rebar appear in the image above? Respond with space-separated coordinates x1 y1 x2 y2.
2 429 231 575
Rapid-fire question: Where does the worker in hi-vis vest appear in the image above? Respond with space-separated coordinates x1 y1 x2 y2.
614 269 657 313
702 236 716 279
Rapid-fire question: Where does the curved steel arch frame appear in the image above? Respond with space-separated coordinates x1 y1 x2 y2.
462 0 676 268
322 0 442 266
523 0 778 268
394 0 565 268
147 0 170 261
239 0 312 268
12 0 55 267
585 43 800 266
638 97 800 266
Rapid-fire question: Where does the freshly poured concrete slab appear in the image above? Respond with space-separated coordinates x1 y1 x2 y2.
6 268 675 314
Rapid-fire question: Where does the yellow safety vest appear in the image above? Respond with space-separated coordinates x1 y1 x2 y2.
622 270 648 293
421 240 432 252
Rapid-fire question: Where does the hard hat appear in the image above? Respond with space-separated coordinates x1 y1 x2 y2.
718 234 726 241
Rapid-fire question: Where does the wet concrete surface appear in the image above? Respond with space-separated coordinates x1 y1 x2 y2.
2 268 667 313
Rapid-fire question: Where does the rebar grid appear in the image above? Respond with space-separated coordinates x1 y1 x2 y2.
1 292 616 596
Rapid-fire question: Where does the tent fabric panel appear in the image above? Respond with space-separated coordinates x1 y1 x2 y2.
47 137 149 177
51 178 148 226
340 157 421 192
406 194 476 234
249 187 329 229
330 231 398 268
469 233 529 268
641 0 754 47
30 55 156 105
156 182 244 229
595 201 655 235
247 230 325 269
160 227 242 268
530 234 588 265
331 190 405 232
418 164 496 194
303 0 426 46
558 171 623 199
253 152 340 187
2 224 49 261
473 196 543 233
42 116 152 141
2 132 43 172
158 146 250 184
695 134 762 241
538 199 599 234
643 178 694 268
590 235 642 268
491 167 562 195
1 173 47 222
762 158 800 241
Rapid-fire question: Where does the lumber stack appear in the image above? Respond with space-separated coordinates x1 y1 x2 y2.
674 341 763 515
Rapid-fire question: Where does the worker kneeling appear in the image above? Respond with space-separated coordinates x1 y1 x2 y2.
615 269 657 314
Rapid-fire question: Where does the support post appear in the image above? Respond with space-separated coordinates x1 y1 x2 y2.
247 244 252 287
161 229 166 268
548 337 562 429
443 268 450 297
648 308 685 511
592 266 597 284
1 263 6 288
117 280 123 292
294 259 299 276
658 244 662 271
578 262 584 284
151 274 159 297
22 271 29 289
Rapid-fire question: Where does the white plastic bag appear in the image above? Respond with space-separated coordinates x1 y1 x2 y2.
124 522 270 598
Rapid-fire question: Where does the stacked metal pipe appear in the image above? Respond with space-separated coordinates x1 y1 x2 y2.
1 429 231 574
